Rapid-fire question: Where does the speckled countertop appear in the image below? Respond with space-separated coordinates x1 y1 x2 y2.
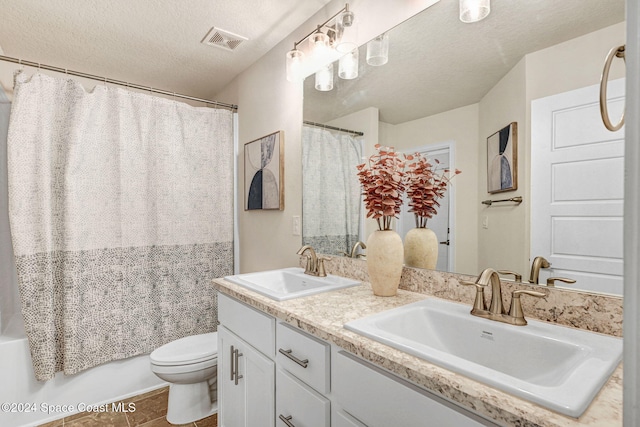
211 278 622 427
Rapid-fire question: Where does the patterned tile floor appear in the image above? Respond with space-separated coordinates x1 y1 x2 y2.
37 387 217 427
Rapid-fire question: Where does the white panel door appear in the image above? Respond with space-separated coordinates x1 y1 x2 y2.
531 79 625 295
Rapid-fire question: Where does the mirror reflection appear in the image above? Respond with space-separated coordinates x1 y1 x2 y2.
302 0 626 295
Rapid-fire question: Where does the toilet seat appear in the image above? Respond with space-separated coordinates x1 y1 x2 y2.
150 332 218 366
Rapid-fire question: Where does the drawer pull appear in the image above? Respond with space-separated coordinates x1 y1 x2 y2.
278 348 309 368
278 414 296 427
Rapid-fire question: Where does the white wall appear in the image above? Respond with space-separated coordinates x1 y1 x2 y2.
216 0 442 273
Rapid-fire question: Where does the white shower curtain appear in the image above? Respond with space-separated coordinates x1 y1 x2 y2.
7 71 234 381
302 126 362 255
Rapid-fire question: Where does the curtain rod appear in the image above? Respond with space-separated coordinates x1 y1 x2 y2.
303 120 364 136
0 55 238 111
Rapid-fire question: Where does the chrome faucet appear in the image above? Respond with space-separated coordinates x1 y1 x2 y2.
528 256 551 284
462 268 546 326
296 245 328 277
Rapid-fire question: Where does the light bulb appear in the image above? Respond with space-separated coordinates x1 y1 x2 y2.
286 48 305 82
459 0 490 23
339 48 359 80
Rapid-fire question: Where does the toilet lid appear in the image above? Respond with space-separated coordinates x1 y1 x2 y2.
150 332 218 366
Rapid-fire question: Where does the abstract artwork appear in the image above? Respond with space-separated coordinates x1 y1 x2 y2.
487 122 517 193
245 131 284 210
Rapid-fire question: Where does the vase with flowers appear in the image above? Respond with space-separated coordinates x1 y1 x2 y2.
404 152 461 269
356 144 406 296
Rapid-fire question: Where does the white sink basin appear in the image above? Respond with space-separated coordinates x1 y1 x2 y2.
344 297 622 417
225 267 360 301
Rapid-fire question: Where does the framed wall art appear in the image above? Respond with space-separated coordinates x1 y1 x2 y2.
244 131 284 210
487 122 517 193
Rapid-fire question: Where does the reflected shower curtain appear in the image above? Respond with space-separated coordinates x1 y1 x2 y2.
302 126 361 255
7 72 234 381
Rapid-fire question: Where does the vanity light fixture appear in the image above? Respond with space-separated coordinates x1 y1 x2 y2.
309 26 331 59
366 33 389 66
315 63 334 91
285 45 305 83
338 48 359 80
335 4 358 54
459 0 491 23
285 3 361 88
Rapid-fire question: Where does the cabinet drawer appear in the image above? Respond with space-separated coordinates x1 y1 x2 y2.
218 292 275 358
332 408 367 427
276 368 329 427
333 350 495 427
276 322 330 394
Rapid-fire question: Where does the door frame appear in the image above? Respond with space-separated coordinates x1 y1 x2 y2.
624 0 640 422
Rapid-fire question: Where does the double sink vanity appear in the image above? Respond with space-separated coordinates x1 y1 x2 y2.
212 255 623 426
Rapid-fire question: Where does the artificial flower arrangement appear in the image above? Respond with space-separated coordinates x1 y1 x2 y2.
356 144 406 231
404 152 461 228
357 145 460 230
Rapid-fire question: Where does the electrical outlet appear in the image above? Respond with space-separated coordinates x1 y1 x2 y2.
293 215 301 236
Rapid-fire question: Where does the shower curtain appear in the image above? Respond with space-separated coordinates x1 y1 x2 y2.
302 126 361 255
7 71 234 381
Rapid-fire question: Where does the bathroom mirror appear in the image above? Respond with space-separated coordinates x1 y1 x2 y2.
302 0 626 295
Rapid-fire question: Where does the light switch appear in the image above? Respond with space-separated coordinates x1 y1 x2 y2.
293 215 301 236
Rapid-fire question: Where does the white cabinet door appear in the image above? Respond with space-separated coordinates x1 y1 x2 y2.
219 326 275 427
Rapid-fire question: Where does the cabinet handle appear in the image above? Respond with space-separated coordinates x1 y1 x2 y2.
278 348 309 368
230 345 235 381
278 414 296 427
234 348 243 385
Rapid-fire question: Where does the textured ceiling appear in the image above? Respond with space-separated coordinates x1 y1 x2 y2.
0 0 332 100
304 0 626 125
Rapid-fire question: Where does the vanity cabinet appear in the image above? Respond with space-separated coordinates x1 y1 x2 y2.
217 291 496 427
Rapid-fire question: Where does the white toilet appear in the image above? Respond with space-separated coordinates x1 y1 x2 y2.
150 332 218 424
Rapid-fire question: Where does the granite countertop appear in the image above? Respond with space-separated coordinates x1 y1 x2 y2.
211 278 622 427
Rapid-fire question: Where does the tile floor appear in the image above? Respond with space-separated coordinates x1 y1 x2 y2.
37 387 217 427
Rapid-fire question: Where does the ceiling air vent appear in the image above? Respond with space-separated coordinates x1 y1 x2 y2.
201 27 248 51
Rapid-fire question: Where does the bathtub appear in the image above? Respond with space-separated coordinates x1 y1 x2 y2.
0 316 165 427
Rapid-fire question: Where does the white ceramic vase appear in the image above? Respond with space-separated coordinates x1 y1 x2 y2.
404 227 438 270
366 230 404 296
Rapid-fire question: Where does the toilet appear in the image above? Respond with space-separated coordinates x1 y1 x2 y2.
150 332 218 424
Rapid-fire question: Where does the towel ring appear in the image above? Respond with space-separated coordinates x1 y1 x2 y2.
599 45 625 132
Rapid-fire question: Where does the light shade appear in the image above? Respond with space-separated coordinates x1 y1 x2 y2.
339 48 359 80
309 31 331 59
366 33 389 66
315 63 334 91
335 8 358 54
286 48 305 82
459 0 490 23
